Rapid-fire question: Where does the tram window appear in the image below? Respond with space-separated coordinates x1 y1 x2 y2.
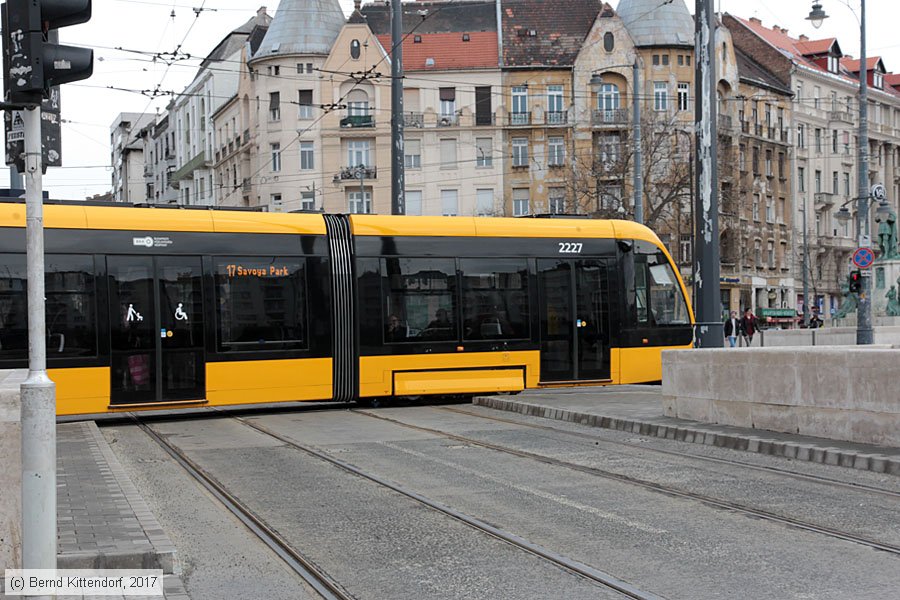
460 258 529 340
0 254 97 360
634 251 689 326
214 257 307 351
383 257 457 342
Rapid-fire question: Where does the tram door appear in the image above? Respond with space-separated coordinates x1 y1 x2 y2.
108 256 205 405
537 258 611 382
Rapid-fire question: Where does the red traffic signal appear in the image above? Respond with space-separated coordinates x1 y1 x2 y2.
849 270 862 294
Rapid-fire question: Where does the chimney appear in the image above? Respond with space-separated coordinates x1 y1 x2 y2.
749 17 762 25
799 34 809 42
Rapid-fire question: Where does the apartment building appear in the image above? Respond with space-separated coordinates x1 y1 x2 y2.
110 112 155 203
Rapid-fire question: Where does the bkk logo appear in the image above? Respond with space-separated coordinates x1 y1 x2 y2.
132 236 173 248
133 236 154 247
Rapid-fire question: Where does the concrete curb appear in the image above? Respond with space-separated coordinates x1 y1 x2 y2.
57 423 178 574
474 396 900 476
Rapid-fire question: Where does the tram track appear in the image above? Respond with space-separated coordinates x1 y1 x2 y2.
130 416 355 600
351 409 900 557
438 405 900 499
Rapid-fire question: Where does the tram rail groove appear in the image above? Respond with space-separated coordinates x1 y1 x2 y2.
352 409 900 557
437 406 900 500
236 416 663 600
129 416 355 600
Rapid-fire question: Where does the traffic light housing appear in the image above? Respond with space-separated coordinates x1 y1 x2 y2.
2 0 92 104
849 270 862 294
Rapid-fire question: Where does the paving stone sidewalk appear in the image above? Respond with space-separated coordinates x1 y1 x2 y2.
474 387 900 476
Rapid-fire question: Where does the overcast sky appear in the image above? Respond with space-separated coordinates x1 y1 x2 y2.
3 0 899 199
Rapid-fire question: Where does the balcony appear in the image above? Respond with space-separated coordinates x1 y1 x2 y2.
828 111 853 125
814 192 835 210
820 234 855 251
508 112 532 126
717 114 733 131
334 165 378 182
340 115 375 128
143 165 154 178
544 111 568 126
474 112 496 126
437 113 459 127
592 109 628 127
403 112 424 128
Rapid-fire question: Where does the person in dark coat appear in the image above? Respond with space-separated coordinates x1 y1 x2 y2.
740 308 758 346
723 311 740 347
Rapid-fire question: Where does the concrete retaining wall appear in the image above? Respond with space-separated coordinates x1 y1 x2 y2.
0 370 26 571
758 326 900 347
662 348 900 447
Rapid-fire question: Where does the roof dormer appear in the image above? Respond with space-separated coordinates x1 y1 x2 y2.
796 38 842 74
843 56 887 90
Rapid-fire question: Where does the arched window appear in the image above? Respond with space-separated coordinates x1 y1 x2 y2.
597 83 620 111
346 89 370 116
603 32 614 52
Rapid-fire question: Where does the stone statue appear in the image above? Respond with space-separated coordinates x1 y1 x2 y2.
886 285 900 317
834 275 859 319
875 209 899 261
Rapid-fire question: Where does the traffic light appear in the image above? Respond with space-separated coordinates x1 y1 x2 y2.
2 0 92 105
849 270 862 294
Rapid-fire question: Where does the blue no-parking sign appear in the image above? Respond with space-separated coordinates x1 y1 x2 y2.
852 247 875 269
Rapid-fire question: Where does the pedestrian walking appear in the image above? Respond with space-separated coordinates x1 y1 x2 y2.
740 308 758 347
723 311 740 348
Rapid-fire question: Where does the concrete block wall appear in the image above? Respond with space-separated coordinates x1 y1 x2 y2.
662 349 900 447
0 370 26 570
758 326 900 347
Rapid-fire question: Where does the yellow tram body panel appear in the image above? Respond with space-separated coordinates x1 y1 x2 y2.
359 351 540 397
205 358 333 405
50 367 110 416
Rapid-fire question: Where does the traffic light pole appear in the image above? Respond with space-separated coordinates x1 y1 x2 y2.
21 104 56 580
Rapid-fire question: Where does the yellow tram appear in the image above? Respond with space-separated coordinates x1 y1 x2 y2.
0 202 693 416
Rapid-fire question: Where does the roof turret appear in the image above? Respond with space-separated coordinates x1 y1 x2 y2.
615 0 694 48
254 0 345 58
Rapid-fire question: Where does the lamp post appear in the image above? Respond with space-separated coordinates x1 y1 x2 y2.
809 0 873 343
591 59 642 224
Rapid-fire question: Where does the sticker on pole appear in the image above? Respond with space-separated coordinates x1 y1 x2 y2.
871 183 886 202
852 247 875 269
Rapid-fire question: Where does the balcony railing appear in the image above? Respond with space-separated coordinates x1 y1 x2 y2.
334 165 378 182
508 112 532 126
404 112 424 128
545 111 567 126
591 109 628 126
829 111 853 124
437 113 459 127
340 115 375 128
474 112 495 126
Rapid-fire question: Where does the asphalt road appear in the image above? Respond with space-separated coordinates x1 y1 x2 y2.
105 404 900 600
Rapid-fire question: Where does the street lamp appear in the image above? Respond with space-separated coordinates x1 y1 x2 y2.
808 0 874 344
591 59 642 224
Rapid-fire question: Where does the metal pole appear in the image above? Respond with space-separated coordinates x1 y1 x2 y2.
632 60 643 224
694 0 724 347
21 105 57 585
856 0 873 344
390 0 405 215
802 195 810 327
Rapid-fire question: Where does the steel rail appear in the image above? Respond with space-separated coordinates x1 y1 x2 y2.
437 406 900 500
236 416 663 600
352 410 900 556
130 416 355 600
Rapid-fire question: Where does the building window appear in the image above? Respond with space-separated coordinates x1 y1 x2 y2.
512 137 529 167
347 90 370 117
652 54 660 66
439 87 456 117
475 137 493 167
348 190 371 214
440 138 457 169
476 189 494 216
677 83 689 111
767 241 775 268
270 143 281 172
599 185 621 211
752 194 760 221
797 123 805 149
752 147 759 174
511 86 528 123
548 136 565 166
548 188 565 214
598 134 620 169
680 234 692 265
874 71 884 89
298 90 313 119
766 196 774 223
778 197 786 223
843 172 851 196
512 188 530 216
828 54 839 73
603 32 614 52
678 55 684 66
597 83 620 111
815 170 822 193
271 193 282 208
299 141 314 170
798 166 806 192
441 189 458 216
765 150 772 177
547 85 564 116
405 190 422 215
269 92 280 121
814 128 822 153
739 145 746 171
662 54 669 66
832 129 838 153
654 82 668 111
300 191 315 211
832 171 839 195
405 139 421 169
778 153 785 179
347 139 370 167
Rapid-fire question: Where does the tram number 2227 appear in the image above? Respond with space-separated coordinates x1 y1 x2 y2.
558 242 583 254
